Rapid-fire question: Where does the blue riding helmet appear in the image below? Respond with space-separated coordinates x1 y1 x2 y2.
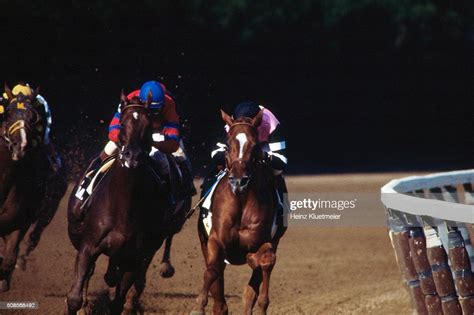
233 101 260 119
139 81 165 110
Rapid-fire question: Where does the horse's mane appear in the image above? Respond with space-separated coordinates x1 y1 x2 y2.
128 96 143 105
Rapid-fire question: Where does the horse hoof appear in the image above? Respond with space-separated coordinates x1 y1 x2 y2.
159 261 175 278
0 279 9 292
16 256 27 271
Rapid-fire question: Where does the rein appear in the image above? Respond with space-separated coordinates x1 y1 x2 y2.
121 104 150 114
228 121 255 130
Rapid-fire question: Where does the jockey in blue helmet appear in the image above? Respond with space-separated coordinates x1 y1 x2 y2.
139 81 165 110
98 80 196 197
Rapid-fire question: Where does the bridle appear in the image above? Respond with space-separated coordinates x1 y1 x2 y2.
1 100 40 148
121 103 150 114
225 121 257 165
117 103 151 162
225 121 262 189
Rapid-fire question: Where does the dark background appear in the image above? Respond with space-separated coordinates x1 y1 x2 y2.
0 0 472 176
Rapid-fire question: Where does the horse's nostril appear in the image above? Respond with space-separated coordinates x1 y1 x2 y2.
241 176 249 186
123 151 132 158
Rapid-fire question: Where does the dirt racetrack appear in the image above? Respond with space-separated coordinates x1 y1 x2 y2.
0 173 416 314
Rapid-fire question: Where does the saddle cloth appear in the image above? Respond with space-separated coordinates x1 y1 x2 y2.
75 158 115 201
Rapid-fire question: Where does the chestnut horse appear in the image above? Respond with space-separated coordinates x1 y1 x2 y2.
0 85 66 291
66 92 190 315
193 110 285 315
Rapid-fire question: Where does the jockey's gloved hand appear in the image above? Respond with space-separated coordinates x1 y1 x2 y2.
262 151 272 164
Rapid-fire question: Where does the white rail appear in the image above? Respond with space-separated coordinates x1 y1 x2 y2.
381 169 474 223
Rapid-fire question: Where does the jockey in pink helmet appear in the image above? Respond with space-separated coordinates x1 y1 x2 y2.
200 101 287 224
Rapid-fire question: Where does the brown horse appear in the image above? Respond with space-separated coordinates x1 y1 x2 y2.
0 85 66 292
66 92 190 315
193 110 285 315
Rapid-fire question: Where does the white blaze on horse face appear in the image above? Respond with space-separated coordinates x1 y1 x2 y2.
19 121 27 150
235 133 248 159
133 112 139 120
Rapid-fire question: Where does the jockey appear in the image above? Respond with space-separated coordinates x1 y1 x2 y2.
200 101 287 220
2 83 61 171
100 80 196 197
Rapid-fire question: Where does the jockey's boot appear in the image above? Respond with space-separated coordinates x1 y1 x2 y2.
46 142 62 173
153 154 178 211
275 175 288 227
200 175 215 199
176 157 197 196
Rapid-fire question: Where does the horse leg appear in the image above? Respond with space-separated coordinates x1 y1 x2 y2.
18 186 62 270
82 262 96 314
193 236 224 314
66 245 97 315
123 284 139 315
197 229 228 315
16 222 37 270
0 229 22 292
253 243 276 315
104 258 119 287
210 268 228 315
17 219 46 271
110 269 137 315
159 235 175 278
243 241 280 314
124 253 154 315
242 268 263 315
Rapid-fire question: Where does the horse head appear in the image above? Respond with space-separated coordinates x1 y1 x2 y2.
2 84 41 161
221 109 263 194
117 90 153 169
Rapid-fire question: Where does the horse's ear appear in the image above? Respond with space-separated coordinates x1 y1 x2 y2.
4 83 14 100
119 89 128 112
252 109 263 127
120 89 128 104
30 86 40 100
144 91 152 108
221 109 233 126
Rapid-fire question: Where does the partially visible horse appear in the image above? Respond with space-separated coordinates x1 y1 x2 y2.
66 92 190 314
0 85 66 292
193 110 286 315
